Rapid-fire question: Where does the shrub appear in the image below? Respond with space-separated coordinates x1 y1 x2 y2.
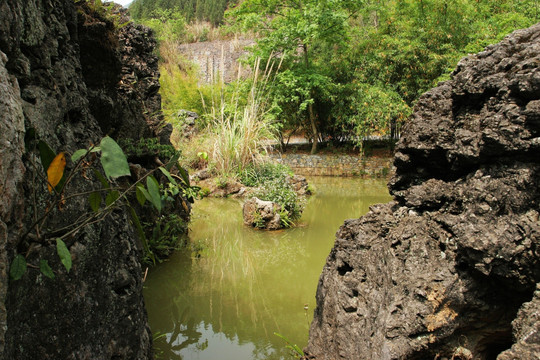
143 214 188 264
253 179 303 225
239 162 293 187
118 138 176 163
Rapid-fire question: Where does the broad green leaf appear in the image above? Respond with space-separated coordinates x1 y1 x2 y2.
100 136 130 179
128 206 155 264
89 192 102 212
164 151 181 171
159 167 177 185
105 190 120 206
56 239 72 273
146 176 162 212
71 149 88 163
39 260 55 279
92 169 110 189
47 152 66 193
178 166 190 187
38 140 56 171
138 185 152 203
136 184 147 206
9 254 27 281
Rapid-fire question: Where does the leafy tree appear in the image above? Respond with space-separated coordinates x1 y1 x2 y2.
229 0 359 153
130 0 232 26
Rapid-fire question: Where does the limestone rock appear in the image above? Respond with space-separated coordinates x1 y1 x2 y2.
0 1 186 359
498 284 540 359
243 197 282 230
306 23 540 360
0 50 25 357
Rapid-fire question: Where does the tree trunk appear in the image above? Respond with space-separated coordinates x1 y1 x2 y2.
309 102 318 154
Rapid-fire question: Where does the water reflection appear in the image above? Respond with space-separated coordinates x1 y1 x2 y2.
144 177 391 360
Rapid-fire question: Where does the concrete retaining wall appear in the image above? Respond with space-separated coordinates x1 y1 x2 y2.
268 153 393 177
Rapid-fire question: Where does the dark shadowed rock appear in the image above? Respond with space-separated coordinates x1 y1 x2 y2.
0 1 186 359
306 23 540 359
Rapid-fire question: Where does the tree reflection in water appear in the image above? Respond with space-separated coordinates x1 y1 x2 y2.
145 177 391 360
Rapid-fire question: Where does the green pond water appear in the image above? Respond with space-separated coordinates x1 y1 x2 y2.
144 177 392 360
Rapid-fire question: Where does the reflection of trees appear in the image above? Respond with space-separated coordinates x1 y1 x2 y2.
154 308 203 360
144 178 391 360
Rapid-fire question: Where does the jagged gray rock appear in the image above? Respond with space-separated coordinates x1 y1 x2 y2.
305 23 540 359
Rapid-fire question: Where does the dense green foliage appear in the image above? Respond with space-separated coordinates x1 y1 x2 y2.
241 162 303 228
229 0 360 153
239 162 293 187
229 0 539 150
129 0 232 26
254 179 304 226
119 137 177 162
137 0 539 154
143 214 188 263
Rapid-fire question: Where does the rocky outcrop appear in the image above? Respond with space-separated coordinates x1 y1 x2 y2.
243 197 282 230
0 1 181 359
306 23 540 359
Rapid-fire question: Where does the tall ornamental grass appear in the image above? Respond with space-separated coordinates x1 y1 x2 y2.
207 57 280 176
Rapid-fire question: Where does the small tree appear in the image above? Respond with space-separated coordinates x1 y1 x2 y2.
229 0 359 153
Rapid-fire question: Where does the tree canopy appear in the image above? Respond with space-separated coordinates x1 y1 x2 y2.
228 0 539 151
129 0 232 25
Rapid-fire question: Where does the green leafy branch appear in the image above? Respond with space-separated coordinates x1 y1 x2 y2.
11 134 194 280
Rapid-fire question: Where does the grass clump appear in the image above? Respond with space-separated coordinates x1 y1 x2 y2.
239 162 293 187
206 58 279 176
143 214 188 264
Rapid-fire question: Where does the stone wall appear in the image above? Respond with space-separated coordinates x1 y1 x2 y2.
178 39 254 83
269 153 393 177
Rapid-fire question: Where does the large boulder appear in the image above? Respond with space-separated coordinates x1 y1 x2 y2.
305 23 540 359
0 2 186 359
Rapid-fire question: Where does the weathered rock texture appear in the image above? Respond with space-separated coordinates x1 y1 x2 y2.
0 2 180 359
306 23 540 359
243 197 282 230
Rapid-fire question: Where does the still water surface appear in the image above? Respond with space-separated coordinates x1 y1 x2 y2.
144 177 392 360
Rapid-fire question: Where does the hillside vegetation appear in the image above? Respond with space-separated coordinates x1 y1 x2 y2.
130 0 539 174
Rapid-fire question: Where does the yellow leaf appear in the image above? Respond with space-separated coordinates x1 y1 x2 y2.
47 152 66 193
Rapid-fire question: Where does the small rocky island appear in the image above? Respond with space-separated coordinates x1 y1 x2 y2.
305 23 540 359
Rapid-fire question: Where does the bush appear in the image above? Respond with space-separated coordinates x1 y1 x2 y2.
239 162 293 187
143 214 188 264
118 138 177 163
253 179 303 224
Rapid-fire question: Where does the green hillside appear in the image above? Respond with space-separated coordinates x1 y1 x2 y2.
129 0 232 25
